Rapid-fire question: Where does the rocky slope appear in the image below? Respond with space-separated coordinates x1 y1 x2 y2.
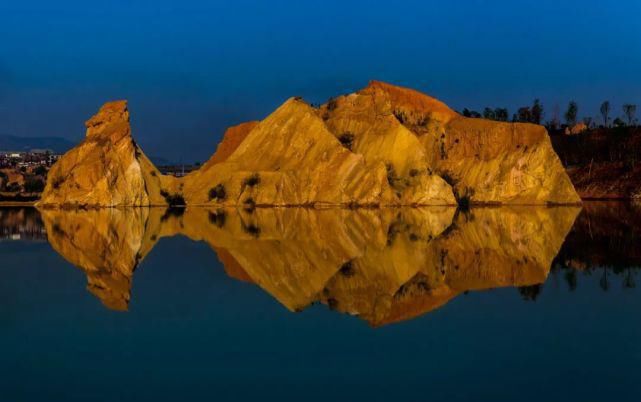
551 127 641 199
566 162 641 199
321 81 580 204
39 82 579 207
182 99 401 206
38 101 178 207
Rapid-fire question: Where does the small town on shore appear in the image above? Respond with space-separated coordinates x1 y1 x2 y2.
0 147 202 203
0 149 61 202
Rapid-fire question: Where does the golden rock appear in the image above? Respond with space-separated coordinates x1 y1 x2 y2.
321 81 581 204
38 82 579 207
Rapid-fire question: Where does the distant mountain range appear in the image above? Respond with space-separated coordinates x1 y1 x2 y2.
0 135 75 153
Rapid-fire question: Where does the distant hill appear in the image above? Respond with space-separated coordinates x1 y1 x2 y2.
0 135 75 153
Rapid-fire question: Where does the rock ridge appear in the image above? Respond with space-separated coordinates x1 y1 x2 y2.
38 82 580 208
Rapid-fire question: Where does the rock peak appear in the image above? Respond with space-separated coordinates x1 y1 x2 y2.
85 100 130 140
39 83 580 208
363 80 457 121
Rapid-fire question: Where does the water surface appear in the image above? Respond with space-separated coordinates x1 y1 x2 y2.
1 203 640 401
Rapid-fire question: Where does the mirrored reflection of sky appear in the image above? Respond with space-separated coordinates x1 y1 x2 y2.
1 0 640 161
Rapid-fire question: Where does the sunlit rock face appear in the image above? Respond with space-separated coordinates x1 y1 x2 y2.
37 101 178 208
40 206 579 325
183 99 398 206
321 81 581 205
320 83 456 205
40 81 578 207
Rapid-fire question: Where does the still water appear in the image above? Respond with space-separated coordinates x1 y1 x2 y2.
1 202 640 401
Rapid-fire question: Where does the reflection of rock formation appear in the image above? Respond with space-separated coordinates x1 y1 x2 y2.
40 208 156 311
319 207 579 326
40 206 579 325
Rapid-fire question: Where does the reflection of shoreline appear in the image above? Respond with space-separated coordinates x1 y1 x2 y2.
0 208 46 241
553 201 641 292
36 206 579 325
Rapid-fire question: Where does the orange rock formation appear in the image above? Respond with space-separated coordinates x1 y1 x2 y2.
38 82 580 207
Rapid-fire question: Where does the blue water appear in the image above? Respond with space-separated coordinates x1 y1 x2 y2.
1 206 641 401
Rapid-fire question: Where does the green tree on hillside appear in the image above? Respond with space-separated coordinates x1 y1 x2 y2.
517 107 532 123
565 101 578 126
600 101 611 128
34 165 47 176
462 108 481 118
623 104 637 126
613 117 625 128
483 107 495 120
494 108 509 121
531 99 544 124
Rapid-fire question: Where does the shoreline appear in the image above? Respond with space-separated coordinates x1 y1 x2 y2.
0 198 635 209
0 201 36 207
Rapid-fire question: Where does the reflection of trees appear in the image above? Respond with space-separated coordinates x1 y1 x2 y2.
599 267 610 292
564 270 577 291
518 284 542 301
623 268 636 289
552 201 641 292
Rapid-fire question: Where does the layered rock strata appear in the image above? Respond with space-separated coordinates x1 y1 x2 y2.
39 82 580 207
320 81 581 204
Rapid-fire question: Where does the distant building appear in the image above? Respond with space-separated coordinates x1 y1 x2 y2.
158 164 199 177
0 149 62 168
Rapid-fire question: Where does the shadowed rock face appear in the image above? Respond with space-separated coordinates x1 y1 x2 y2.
40 206 579 324
204 121 259 166
38 82 578 208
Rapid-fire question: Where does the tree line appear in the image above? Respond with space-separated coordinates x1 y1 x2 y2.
462 99 638 129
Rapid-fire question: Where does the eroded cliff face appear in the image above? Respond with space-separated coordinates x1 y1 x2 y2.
320 85 455 205
40 81 579 207
204 121 259 166
37 101 179 208
321 81 581 205
183 99 399 206
41 206 579 325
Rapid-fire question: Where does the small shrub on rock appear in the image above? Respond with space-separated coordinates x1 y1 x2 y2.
208 183 227 202
243 173 261 188
243 197 256 212
338 132 355 151
160 190 185 207
241 221 261 238
208 209 227 228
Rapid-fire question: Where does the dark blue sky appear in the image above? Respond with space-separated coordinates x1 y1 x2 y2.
1 0 640 161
